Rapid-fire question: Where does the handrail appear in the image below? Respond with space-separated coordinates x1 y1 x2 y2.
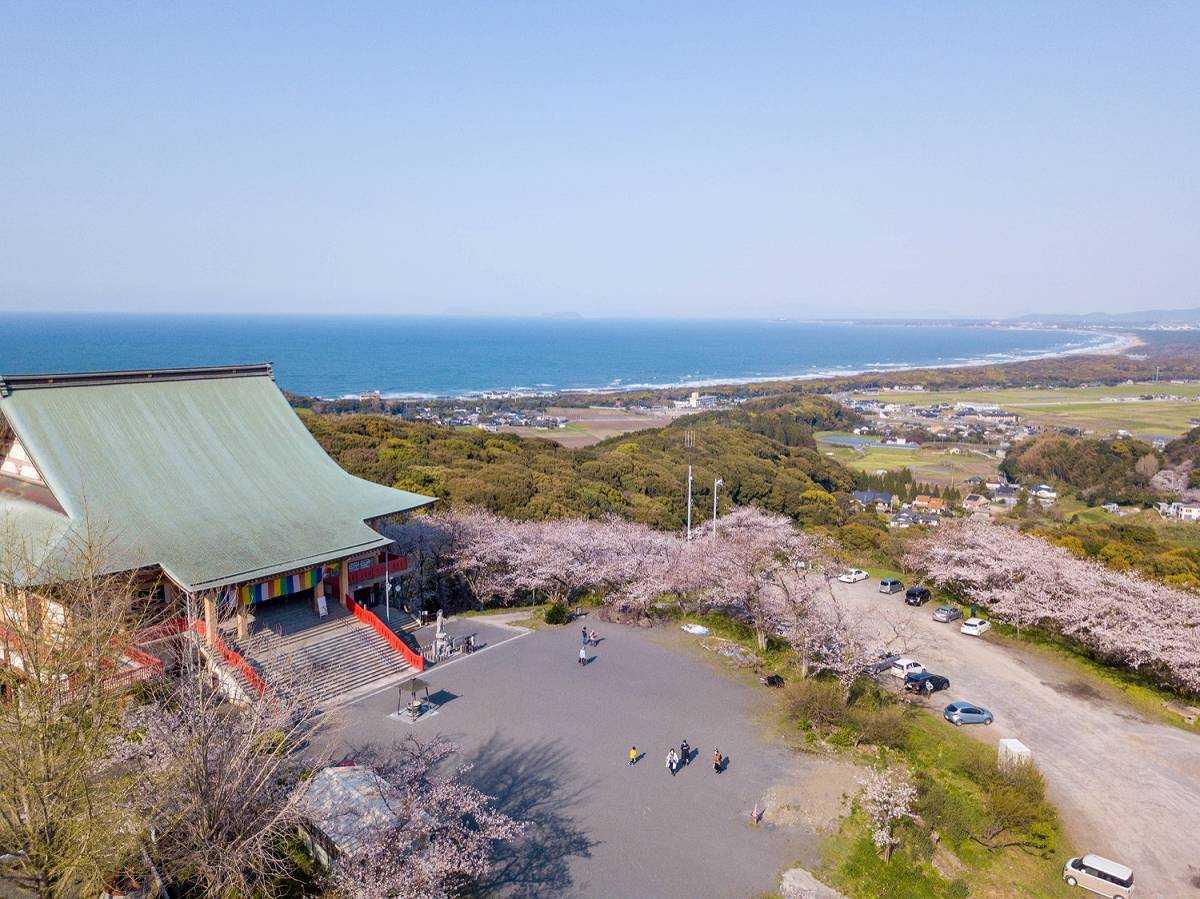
135 616 189 645
191 621 268 697
122 644 165 673
348 555 410 586
344 597 425 671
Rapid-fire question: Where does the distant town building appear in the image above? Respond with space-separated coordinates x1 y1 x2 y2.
911 495 946 513
851 489 895 512
961 493 991 513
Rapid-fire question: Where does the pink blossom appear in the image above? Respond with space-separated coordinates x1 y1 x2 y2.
906 518 1200 693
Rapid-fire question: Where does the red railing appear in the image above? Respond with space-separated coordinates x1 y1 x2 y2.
348 555 410 586
191 621 268 697
344 597 425 671
0 622 166 692
134 616 189 645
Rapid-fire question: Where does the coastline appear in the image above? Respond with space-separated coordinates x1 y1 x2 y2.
361 328 1143 402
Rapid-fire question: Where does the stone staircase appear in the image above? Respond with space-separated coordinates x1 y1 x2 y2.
224 599 415 704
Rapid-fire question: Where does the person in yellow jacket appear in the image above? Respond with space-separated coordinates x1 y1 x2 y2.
628 745 638 767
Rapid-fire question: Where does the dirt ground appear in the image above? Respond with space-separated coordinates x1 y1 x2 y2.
833 578 1200 896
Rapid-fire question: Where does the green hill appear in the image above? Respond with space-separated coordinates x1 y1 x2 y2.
301 410 857 530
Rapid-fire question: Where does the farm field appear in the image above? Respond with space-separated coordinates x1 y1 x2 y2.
857 381 1200 437
499 405 687 447
815 431 1000 486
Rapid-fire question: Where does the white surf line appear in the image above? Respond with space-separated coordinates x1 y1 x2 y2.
330 628 532 712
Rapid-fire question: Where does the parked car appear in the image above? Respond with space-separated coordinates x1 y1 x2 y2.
1062 854 1134 897
890 657 925 679
878 578 903 594
863 654 899 677
904 585 931 606
839 568 869 583
943 701 994 726
960 617 992 637
932 605 962 623
904 671 950 695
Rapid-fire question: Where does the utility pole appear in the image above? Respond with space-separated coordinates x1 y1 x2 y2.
712 476 724 537
684 429 695 540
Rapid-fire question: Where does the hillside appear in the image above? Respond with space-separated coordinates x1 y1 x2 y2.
999 435 1163 505
301 410 858 530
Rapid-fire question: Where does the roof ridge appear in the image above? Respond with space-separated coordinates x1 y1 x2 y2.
0 363 273 395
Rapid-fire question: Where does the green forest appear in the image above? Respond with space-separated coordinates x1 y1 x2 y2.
1000 434 1163 505
302 397 865 530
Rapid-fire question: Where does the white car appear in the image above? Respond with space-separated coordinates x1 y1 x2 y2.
960 617 991 637
890 657 925 679
838 568 869 583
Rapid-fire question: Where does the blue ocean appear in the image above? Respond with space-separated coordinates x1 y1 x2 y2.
0 314 1113 398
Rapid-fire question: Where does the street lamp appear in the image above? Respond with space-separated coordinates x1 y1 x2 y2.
712 477 724 537
686 465 693 541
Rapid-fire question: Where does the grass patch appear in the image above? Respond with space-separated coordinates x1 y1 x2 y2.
813 708 1073 898
457 601 546 618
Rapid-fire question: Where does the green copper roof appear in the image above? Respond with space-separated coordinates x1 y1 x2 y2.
0 364 434 591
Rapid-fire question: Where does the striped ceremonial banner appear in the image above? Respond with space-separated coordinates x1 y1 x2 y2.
239 566 321 605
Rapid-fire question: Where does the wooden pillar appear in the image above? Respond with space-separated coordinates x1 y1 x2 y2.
203 592 217 647
339 562 350 608
236 597 249 641
19 590 42 632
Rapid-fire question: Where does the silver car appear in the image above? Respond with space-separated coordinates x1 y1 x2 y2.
943 701 994 726
932 605 962 623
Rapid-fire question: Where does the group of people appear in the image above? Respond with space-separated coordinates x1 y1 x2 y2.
578 626 601 665
627 740 724 775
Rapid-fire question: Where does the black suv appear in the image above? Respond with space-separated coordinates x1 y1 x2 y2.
904 585 931 606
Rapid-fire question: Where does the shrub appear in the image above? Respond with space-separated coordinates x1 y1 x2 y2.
849 703 910 749
543 602 570 625
785 677 848 732
913 774 985 848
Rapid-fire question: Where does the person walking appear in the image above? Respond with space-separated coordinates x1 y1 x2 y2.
578 645 587 666
680 738 691 766
712 748 723 773
628 746 638 767
581 626 589 646
666 748 678 776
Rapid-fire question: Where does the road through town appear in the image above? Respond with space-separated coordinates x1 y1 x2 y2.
834 579 1200 896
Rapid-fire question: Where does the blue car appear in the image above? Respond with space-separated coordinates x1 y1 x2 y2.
943 701 994 726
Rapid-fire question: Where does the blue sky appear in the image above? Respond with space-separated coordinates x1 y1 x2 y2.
1 2 1196 318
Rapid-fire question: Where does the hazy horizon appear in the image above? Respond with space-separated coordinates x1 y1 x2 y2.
2 4 1196 319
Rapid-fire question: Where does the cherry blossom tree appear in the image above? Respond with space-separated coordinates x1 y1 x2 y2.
434 507 525 605
689 507 828 649
114 663 325 897
328 736 525 899
425 506 866 661
858 766 917 862
508 517 611 605
906 518 1200 693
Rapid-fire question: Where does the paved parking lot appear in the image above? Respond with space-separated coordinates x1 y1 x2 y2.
835 578 1200 896
332 617 823 898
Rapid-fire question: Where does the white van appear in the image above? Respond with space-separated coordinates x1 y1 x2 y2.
1063 854 1134 897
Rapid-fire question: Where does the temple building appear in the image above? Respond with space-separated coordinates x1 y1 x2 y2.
0 364 434 692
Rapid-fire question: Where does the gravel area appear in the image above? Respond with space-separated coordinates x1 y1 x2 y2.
334 616 827 898
834 578 1200 896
